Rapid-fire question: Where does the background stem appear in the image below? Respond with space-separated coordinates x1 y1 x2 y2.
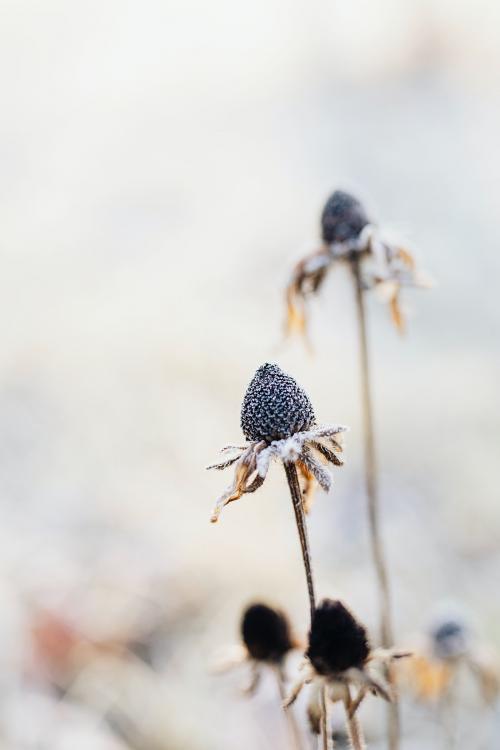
352 261 400 750
275 665 304 750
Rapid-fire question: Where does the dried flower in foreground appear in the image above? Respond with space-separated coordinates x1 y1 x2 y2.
208 365 348 748
213 603 296 692
208 363 347 523
213 603 304 750
285 599 410 749
242 603 294 664
286 189 431 337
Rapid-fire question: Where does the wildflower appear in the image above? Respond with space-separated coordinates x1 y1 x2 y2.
402 613 500 706
213 603 304 748
285 600 410 733
242 603 294 664
208 363 347 524
214 603 296 692
286 189 430 337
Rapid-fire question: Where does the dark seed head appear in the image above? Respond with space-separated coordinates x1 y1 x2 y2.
321 190 370 245
306 599 370 675
431 618 469 660
241 603 293 662
240 363 315 444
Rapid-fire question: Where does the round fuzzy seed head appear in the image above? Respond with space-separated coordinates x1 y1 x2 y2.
241 603 293 662
431 618 469 660
307 599 370 675
321 190 370 244
241 363 316 443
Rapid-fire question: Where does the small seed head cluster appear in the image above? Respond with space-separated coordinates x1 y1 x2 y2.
241 603 293 663
307 599 370 675
240 363 316 443
321 190 370 245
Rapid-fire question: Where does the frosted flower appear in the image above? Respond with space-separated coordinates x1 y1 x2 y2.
208 363 347 522
285 599 410 721
286 189 431 336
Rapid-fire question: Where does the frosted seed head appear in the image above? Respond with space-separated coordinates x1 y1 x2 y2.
321 190 370 244
241 603 293 662
240 363 316 444
307 599 370 675
431 618 469 660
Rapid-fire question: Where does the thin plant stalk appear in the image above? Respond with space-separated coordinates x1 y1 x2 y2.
283 462 329 749
344 688 366 750
440 681 457 750
320 683 332 750
352 260 400 750
274 665 304 750
284 461 316 623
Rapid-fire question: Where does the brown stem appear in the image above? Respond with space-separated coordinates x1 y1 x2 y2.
275 665 304 750
320 683 332 750
352 261 400 750
344 689 366 750
284 461 316 624
284 463 330 750
440 678 457 750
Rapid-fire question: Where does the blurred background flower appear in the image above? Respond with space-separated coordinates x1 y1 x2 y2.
0 0 499 747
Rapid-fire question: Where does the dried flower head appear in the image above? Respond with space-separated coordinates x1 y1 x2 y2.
285 599 410 718
212 602 297 696
307 599 370 675
242 603 294 663
286 189 431 337
241 363 315 443
401 612 500 706
431 617 469 661
321 190 370 245
208 363 347 522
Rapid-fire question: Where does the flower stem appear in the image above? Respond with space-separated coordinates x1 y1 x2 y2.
283 462 330 749
352 261 400 750
275 665 304 750
344 690 366 750
320 682 331 750
283 461 316 623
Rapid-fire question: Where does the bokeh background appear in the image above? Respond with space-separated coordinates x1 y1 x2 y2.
1 1 499 747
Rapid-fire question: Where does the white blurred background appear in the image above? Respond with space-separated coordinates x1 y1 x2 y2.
0 1 499 747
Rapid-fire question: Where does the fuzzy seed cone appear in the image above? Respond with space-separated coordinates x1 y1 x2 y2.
432 619 469 660
240 363 315 443
321 190 370 244
241 603 293 662
307 599 370 675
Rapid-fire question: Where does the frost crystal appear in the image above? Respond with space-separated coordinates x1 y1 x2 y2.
321 190 370 244
240 363 316 443
307 599 370 675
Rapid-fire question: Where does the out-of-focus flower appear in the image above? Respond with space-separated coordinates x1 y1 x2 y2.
284 599 410 722
207 363 347 522
400 612 500 705
286 190 431 338
213 603 297 695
